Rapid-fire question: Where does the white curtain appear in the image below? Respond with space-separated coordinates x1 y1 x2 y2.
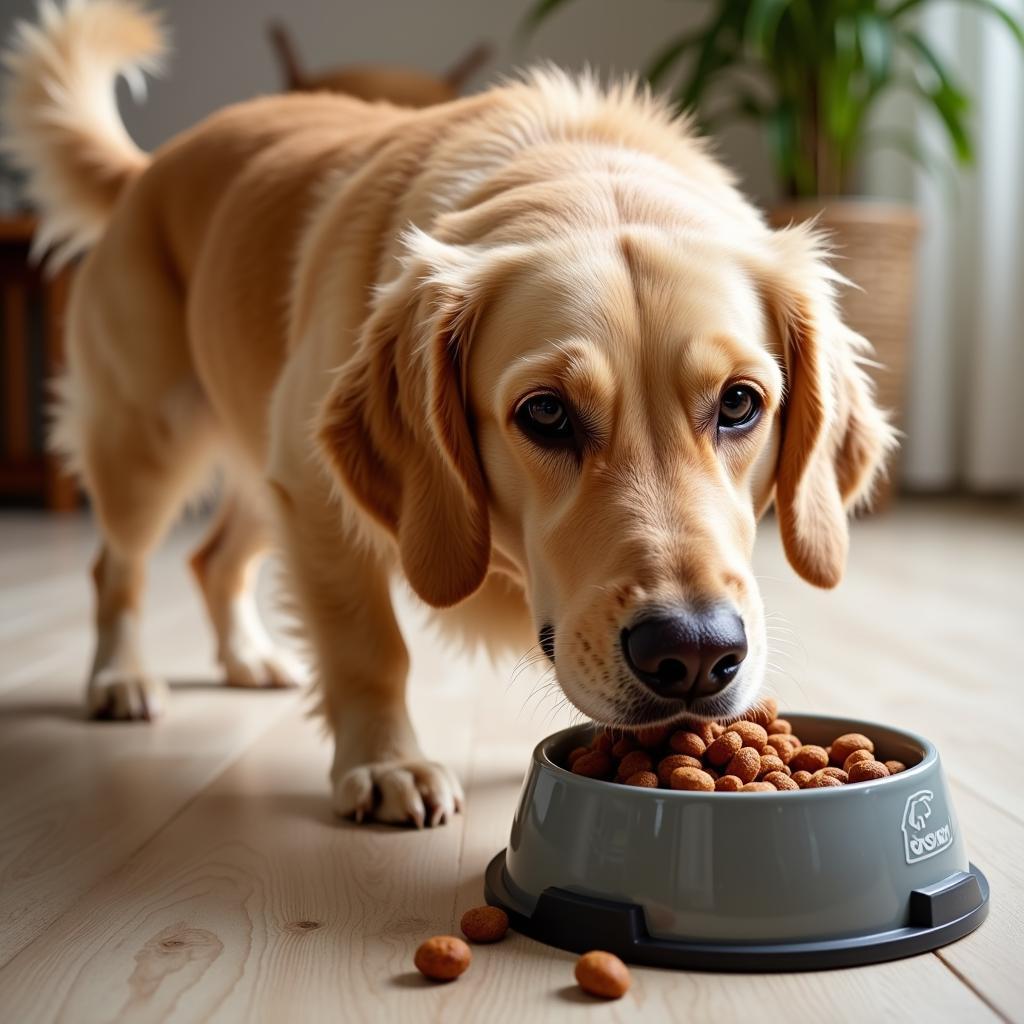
871 1 1024 492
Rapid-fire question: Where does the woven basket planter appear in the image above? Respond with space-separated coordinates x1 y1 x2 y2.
770 200 920 508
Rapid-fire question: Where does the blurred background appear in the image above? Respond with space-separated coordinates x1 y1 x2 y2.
0 12 1021 1013
1 0 1022 508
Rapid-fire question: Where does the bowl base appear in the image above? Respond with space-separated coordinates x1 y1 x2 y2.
485 850 989 972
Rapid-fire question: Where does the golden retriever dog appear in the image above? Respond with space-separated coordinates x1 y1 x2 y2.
3 1 893 827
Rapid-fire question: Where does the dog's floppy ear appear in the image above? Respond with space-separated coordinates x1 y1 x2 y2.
757 225 896 588
317 230 491 607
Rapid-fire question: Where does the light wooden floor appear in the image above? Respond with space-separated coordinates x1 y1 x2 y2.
0 501 1021 1023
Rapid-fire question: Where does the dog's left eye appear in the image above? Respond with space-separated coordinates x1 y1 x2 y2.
515 393 574 445
718 385 761 430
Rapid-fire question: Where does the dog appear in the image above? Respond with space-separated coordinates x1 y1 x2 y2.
3 1 894 827
267 19 491 107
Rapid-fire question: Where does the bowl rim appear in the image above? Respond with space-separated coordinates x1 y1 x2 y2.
534 712 938 800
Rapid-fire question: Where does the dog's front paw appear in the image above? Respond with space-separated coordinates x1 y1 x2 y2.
332 759 464 828
87 669 168 721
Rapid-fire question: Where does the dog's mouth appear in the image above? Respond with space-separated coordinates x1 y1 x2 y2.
538 621 762 728
538 623 556 663
612 686 753 727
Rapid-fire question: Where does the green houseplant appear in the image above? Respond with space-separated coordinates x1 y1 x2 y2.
525 0 1023 196
525 0 1024 498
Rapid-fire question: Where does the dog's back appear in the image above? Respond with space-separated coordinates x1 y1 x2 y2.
2 1 423 466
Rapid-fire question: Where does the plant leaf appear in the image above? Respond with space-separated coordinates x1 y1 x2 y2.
702 91 769 130
896 29 973 161
891 0 1024 48
857 11 893 86
897 28 968 100
861 127 960 200
674 4 748 112
643 29 704 90
520 0 580 35
745 0 792 55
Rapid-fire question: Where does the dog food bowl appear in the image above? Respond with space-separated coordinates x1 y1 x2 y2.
485 714 988 971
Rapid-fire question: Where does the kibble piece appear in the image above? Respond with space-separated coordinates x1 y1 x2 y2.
725 746 761 784
843 748 874 772
575 951 631 999
460 907 509 944
741 781 776 792
669 730 706 759
705 730 743 766
625 770 660 788
830 733 875 766
758 754 788 779
715 774 743 791
809 774 843 788
764 771 799 791
768 735 800 764
726 721 769 752
745 697 779 729
670 766 715 792
414 936 471 981
695 722 718 746
567 712 907 795
572 751 613 779
634 724 670 748
848 759 891 784
616 750 653 780
657 754 702 785
790 745 829 774
611 736 638 758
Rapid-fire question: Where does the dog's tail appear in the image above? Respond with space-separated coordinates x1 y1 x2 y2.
1 0 166 267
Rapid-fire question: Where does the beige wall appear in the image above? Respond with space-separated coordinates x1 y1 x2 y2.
1 0 775 205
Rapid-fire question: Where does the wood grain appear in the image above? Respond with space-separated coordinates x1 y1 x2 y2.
0 516 303 966
0 502 1021 1022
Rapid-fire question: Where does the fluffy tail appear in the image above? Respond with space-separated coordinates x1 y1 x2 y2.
1 0 166 267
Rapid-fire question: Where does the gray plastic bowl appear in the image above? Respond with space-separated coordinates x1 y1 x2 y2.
485 713 988 970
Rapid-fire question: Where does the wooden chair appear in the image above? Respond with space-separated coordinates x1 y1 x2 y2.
0 214 77 510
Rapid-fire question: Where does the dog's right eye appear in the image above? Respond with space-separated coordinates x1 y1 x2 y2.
514 393 575 447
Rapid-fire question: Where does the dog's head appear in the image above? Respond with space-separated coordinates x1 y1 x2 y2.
319 222 893 726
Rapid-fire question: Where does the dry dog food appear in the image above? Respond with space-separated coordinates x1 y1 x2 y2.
574 950 631 999
414 936 472 981
460 906 509 943
565 702 912 793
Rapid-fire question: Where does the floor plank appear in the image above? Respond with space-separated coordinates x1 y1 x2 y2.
0 514 304 966
0 704 998 1024
937 784 1024 1022
0 502 1020 1022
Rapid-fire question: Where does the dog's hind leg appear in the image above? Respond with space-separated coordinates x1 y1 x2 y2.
189 480 302 689
74 384 219 721
56 243 221 721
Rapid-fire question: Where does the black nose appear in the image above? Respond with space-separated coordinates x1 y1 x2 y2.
621 606 747 702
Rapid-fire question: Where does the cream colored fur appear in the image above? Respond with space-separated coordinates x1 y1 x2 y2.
2 1 894 826
1 0 163 266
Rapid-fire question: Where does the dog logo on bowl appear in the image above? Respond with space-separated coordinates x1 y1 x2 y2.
902 790 953 864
